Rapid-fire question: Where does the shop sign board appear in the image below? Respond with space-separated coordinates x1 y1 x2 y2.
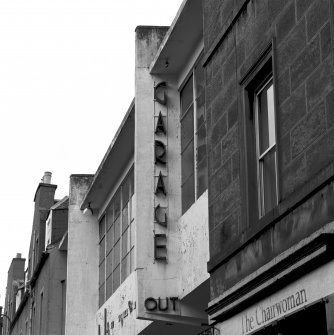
218 260 334 335
241 289 307 334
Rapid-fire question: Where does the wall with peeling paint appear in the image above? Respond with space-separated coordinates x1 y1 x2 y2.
96 272 151 335
178 191 209 299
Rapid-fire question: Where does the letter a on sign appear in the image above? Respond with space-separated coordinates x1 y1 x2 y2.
155 112 166 135
155 172 166 195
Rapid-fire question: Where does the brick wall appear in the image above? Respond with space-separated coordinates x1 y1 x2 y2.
204 0 334 300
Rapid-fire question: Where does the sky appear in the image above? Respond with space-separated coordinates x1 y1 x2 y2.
0 0 183 307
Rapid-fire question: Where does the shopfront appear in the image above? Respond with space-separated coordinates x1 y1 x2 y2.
215 259 334 335
254 302 328 335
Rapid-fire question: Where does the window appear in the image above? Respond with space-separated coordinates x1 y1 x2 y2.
39 291 43 335
254 78 278 217
243 50 278 220
61 280 66 335
98 167 135 307
31 304 36 335
180 53 207 214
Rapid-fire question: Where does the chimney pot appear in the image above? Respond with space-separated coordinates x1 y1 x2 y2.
16 253 21 258
42 171 52 184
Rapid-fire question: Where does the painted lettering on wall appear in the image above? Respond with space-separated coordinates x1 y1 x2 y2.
144 297 179 312
241 289 307 334
98 300 136 334
153 81 168 261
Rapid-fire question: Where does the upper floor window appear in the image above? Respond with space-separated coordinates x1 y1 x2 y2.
98 167 135 307
243 50 278 221
180 53 207 214
254 78 278 217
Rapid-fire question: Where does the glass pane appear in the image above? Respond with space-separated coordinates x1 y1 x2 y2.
129 168 134 196
130 222 135 249
181 106 194 151
182 174 195 214
130 196 134 222
121 254 130 283
106 206 113 231
99 260 105 286
196 123 207 164
260 150 277 215
113 265 120 293
195 60 204 99
130 247 135 272
196 91 205 131
106 226 113 254
99 284 105 307
122 175 130 205
197 158 208 198
106 250 113 277
122 228 129 258
181 74 193 115
181 140 194 183
99 237 105 264
258 81 275 154
114 240 120 268
122 204 129 233
267 84 276 147
114 215 121 242
99 217 105 239
106 274 113 300
113 191 121 218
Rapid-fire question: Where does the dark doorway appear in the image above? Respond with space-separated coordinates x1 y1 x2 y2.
255 302 327 335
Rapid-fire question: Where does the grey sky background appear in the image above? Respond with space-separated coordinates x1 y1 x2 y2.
0 0 183 307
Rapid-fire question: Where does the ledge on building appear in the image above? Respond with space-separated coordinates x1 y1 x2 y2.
80 99 135 212
207 227 334 322
29 252 49 288
10 291 29 330
149 0 202 75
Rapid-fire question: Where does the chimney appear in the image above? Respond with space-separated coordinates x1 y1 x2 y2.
16 253 22 259
42 171 52 184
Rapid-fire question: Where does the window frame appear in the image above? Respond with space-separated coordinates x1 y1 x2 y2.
254 77 279 218
179 51 207 214
98 166 135 307
240 41 280 228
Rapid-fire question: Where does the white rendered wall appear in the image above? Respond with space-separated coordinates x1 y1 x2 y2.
135 27 180 321
65 175 99 335
178 191 209 299
96 272 151 335
135 26 209 327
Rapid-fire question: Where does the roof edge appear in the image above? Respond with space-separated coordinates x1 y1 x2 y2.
80 98 135 210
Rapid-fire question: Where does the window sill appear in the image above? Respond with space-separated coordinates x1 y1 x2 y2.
208 162 334 273
208 206 279 273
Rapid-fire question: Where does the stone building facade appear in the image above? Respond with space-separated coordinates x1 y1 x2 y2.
3 173 68 335
2 255 25 335
203 0 334 334
3 1 334 334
